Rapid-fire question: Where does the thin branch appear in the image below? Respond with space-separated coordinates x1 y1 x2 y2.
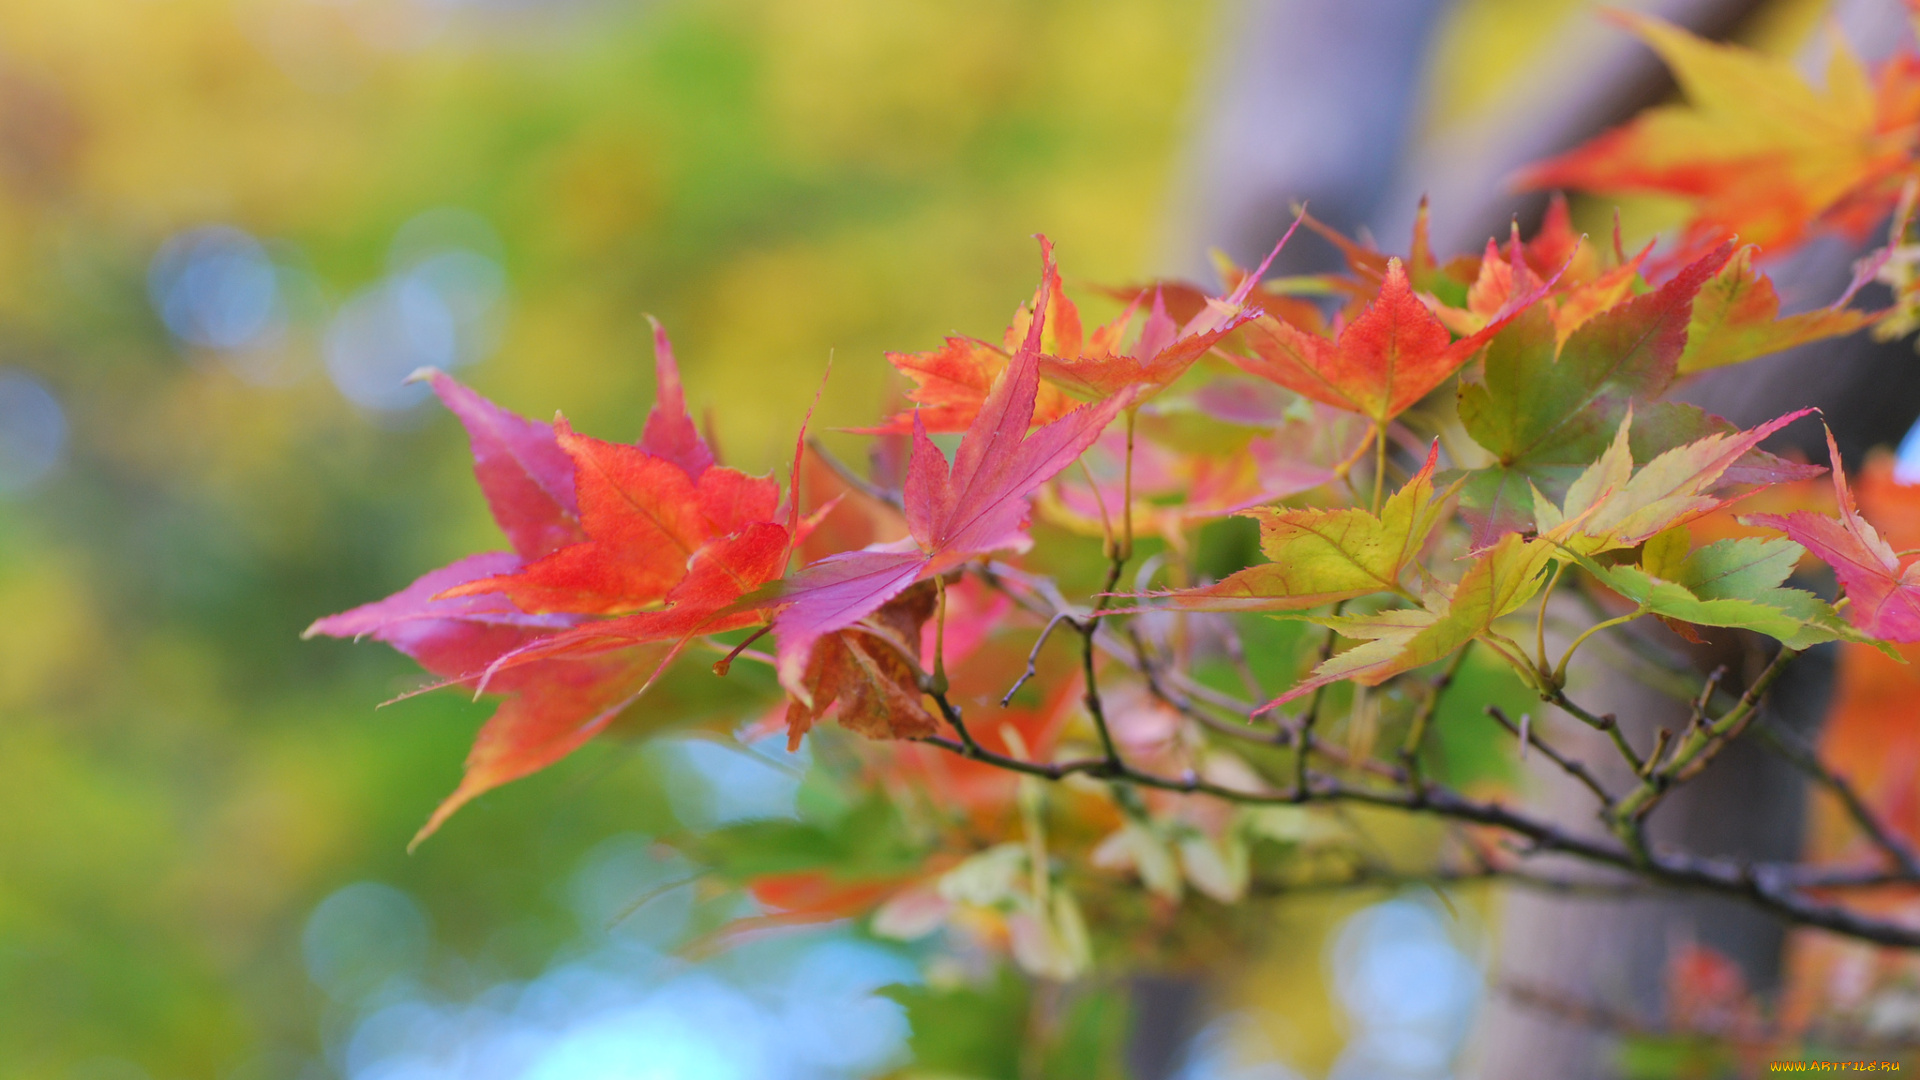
1752 714 1920 880
1501 980 1920 1054
913 688 1920 947
1615 647 1799 825
1249 863 1653 901
1545 686 1644 778
1082 553 1130 769
1400 645 1470 800
954 562 1920 944
1488 705 1614 808
1296 609 1345 799
1125 624 1402 785
1498 982 1661 1039
1004 610 1078 706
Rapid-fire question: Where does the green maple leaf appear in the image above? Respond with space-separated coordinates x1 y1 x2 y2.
1457 245 1732 544
1562 530 1862 650
1263 533 1557 710
1148 444 1455 612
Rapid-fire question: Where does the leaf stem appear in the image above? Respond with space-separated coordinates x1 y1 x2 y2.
1370 421 1387 516
1535 561 1562 672
931 575 950 698
1084 555 1127 769
1553 608 1645 688
710 624 773 676
1076 458 1116 559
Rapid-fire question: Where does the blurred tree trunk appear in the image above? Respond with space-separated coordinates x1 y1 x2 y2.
1165 0 1920 1075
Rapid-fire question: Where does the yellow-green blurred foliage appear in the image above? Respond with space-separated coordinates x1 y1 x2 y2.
0 0 1216 1074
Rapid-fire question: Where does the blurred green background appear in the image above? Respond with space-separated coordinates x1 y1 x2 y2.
0 0 1218 1075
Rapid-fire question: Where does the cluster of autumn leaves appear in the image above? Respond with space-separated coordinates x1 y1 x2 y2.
312 8 1920 976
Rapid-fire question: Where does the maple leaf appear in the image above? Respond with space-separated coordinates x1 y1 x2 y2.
305 552 577 678
305 550 665 845
1533 406 1818 555
414 648 662 845
1454 243 1817 544
1291 198 1475 298
1143 442 1453 612
1035 221 1299 403
465 520 793 686
637 316 718 478
1559 527 1851 649
861 335 1079 436
867 228 1294 434
783 581 940 751
418 371 587 560
441 325 779 615
861 238 1092 435
1105 266 1331 342
1228 254 1549 426
767 269 1132 711
1748 428 1920 642
1516 13 1920 251
1262 532 1556 710
1677 246 1882 373
312 333 807 842
1040 386 1369 548
1433 221 1649 348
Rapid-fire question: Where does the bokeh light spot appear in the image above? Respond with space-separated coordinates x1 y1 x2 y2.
567 833 697 945
1327 898 1481 1080
303 882 433 1001
0 370 67 496
1893 414 1920 485
324 209 508 414
663 735 806 829
149 226 282 351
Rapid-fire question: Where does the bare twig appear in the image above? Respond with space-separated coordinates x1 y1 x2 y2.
1616 647 1800 824
1003 610 1078 706
1400 646 1470 800
1752 714 1920 880
950 564 1920 945
1488 706 1614 808
914 682 1920 947
1296 612 1344 800
1250 863 1652 901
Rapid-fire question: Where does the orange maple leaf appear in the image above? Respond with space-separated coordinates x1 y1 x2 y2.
1518 12 1920 252
1227 255 1550 426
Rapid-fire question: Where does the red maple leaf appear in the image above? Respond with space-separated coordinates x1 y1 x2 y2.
765 261 1133 722
308 326 805 842
863 229 1288 434
440 323 778 615
1036 222 1298 402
